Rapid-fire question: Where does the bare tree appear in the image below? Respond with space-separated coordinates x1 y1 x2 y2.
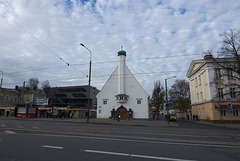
169 79 190 112
41 80 50 89
27 77 39 90
41 80 51 94
151 80 165 119
205 29 240 99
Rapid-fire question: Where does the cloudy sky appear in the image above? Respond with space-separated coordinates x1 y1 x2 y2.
0 0 239 95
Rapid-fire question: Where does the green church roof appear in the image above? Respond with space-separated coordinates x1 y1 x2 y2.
118 50 126 56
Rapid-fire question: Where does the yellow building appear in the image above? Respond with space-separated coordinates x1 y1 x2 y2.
186 55 240 122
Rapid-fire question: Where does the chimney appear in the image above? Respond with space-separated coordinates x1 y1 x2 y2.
204 54 213 60
23 81 26 91
15 85 18 91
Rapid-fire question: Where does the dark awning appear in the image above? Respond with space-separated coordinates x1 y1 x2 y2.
115 94 129 97
219 105 228 109
233 105 240 109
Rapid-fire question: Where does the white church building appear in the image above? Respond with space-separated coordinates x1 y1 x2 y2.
96 49 149 119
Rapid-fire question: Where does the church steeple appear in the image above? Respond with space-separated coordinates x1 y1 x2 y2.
118 47 126 95
118 46 126 56
116 47 128 103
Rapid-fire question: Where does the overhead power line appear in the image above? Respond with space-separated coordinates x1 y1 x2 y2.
5 53 201 75
4 69 188 87
0 10 70 66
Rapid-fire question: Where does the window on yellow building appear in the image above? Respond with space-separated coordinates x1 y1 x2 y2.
199 75 201 85
218 88 224 98
215 69 221 79
221 110 227 116
230 88 236 98
195 78 198 87
233 110 239 116
200 92 203 101
227 70 233 80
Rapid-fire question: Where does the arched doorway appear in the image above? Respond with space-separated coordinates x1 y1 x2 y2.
116 106 127 119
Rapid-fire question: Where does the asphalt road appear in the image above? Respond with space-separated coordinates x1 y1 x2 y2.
0 119 240 161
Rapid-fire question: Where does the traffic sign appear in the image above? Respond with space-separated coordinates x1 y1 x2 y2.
228 105 232 113
228 105 232 110
166 104 169 109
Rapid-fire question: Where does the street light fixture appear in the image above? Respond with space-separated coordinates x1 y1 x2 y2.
165 76 176 124
0 71 3 107
80 43 92 122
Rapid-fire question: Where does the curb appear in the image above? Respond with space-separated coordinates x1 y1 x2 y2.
187 120 240 130
0 117 178 127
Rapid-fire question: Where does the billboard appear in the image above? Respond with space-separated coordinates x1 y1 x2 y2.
36 98 48 105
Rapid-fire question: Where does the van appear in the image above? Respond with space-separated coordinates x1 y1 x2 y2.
169 114 176 121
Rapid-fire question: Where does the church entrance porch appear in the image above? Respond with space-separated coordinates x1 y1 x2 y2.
117 106 127 119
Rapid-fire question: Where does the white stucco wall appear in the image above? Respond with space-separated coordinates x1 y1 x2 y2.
97 66 149 119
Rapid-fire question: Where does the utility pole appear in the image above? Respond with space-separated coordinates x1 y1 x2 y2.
80 43 92 122
165 76 176 124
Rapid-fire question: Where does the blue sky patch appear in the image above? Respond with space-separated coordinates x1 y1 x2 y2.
179 8 187 14
65 0 73 10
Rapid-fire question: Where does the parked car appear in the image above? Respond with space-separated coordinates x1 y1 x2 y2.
169 113 176 121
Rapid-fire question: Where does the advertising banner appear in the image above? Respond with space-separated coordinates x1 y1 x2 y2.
36 98 48 105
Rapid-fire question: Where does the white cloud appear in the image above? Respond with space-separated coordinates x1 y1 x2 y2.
0 0 239 95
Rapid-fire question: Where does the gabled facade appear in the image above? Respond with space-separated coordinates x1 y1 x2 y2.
186 55 240 121
0 85 47 117
0 88 21 116
97 49 149 119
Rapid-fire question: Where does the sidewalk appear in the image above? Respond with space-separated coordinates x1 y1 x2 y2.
189 119 240 130
0 117 178 127
1 117 239 129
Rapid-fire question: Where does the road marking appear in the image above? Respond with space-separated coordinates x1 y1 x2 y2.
4 130 16 134
8 132 240 149
42 145 64 150
84 150 196 161
32 127 39 129
97 137 240 149
1 124 6 127
85 150 129 156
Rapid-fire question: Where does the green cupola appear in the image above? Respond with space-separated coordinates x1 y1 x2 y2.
118 46 126 56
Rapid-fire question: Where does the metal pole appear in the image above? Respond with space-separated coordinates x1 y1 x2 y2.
87 60 91 122
80 43 92 122
165 76 176 124
0 71 3 107
165 79 169 124
0 71 3 91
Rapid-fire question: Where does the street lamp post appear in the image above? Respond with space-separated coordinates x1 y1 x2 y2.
0 71 3 90
80 43 92 122
0 71 3 107
165 76 176 124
